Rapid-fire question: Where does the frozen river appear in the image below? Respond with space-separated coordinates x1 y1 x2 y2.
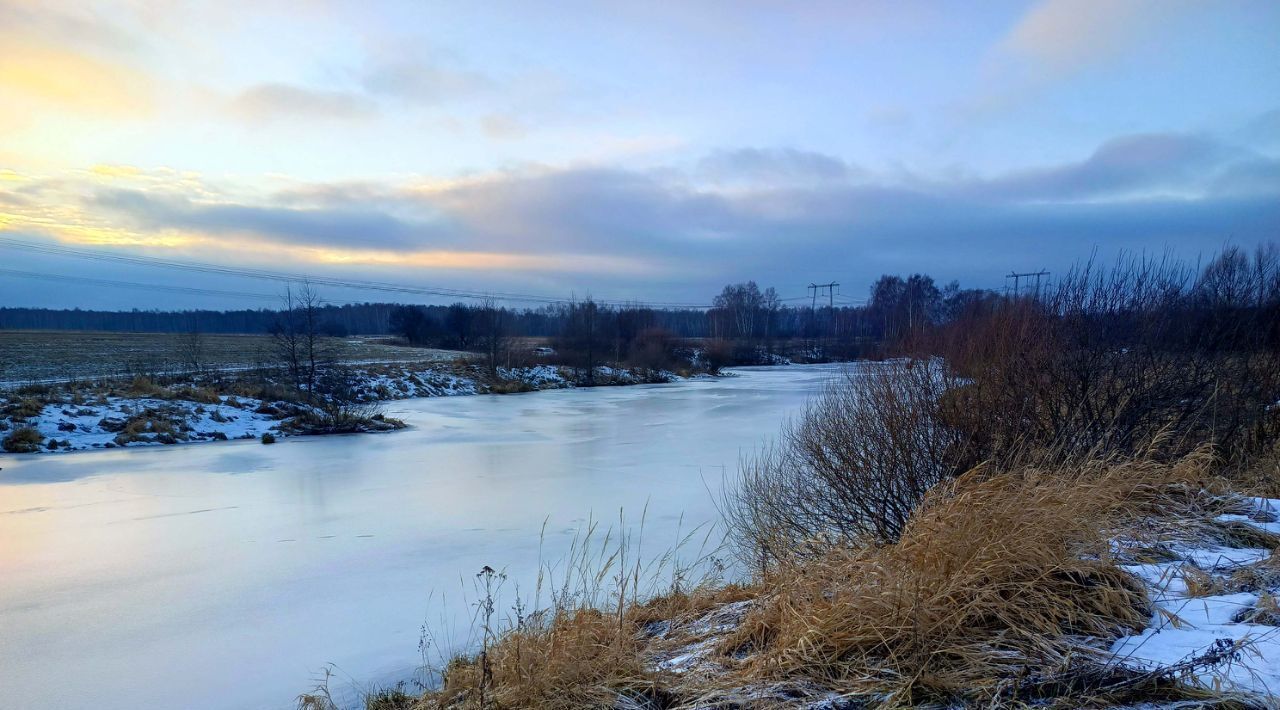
0 364 840 709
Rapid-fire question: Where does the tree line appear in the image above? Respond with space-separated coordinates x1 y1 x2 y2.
17 256 1257 360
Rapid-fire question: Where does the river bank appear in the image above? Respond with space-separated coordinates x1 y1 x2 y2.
0 364 838 710
0 360 711 454
385 453 1280 710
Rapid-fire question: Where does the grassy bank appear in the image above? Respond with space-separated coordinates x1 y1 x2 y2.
310 247 1280 709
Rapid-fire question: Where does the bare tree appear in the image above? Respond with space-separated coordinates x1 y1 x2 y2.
558 296 605 384
474 296 509 374
177 314 205 375
270 282 330 399
445 302 474 350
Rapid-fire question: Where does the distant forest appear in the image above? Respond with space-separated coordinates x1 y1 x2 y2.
0 302 712 337
5 245 1276 373
0 274 993 346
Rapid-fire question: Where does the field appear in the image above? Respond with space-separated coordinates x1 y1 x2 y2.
0 330 467 385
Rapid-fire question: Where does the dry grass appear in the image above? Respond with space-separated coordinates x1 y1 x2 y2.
1 424 44 453
708 454 1228 706
1229 548 1280 595
1230 442 1280 499
402 510 730 710
428 608 654 710
414 583 762 710
1182 564 1227 598
400 454 1253 709
108 407 187 445
3 396 47 420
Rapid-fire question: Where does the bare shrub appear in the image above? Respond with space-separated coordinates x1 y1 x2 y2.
724 360 971 562
626 327 677 372
727 248 1280 567
698 339 733 374
932 249 1280 469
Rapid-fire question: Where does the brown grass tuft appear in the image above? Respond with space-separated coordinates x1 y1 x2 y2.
716 456 1221 705
428 608 653 710
2 425 44 453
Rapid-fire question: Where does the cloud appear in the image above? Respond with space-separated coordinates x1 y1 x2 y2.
229 83 376 122
89 164 145 179
1239 108 1280 150
0 38 154 117
360 59 495 104
0 0 142 56
480 114 527 139
3 129 1277 300
89 188 435 250
998 0 1169 77
965 132 1263 201
697 148 857 186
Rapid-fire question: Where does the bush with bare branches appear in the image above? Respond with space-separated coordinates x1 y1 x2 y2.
723 360 973 561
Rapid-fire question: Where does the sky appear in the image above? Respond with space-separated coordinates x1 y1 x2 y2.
0 0 1277 310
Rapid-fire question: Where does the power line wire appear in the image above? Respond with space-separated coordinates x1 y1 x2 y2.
0 238 713 309
0 268 364 304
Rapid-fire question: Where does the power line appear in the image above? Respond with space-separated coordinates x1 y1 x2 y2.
0 238 713 309
1005 269 1050 298
0 268 366 304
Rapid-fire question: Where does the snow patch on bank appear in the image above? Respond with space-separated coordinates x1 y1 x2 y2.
18 396 278 453
1109 496 1280 698
2 363 699 454
496 364 567 388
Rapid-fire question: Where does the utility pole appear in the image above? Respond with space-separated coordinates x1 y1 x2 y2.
808 282 839 337
1006 270 1049 299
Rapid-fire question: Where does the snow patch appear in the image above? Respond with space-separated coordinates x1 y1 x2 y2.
1108 496 1280 698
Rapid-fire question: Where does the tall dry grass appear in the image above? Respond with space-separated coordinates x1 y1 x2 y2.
399 453 1248 708
717 453 1226 705
408 512 731 710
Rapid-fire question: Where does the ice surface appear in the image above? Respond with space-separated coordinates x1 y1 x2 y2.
0 364 842 710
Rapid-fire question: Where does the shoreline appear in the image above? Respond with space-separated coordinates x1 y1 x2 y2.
0 361 734 457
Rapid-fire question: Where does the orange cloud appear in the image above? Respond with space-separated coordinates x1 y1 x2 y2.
301 246 649 274
89 164 145 179
0 38 154 117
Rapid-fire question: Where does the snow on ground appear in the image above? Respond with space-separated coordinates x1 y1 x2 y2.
354 367 480 400
1109 496 1280 698
3 364 695 454
496 364 567 388
21 396 279 453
